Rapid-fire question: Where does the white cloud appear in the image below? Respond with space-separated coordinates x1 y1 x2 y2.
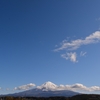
54 31 100 62
35 82 100 92
55 83 100 92
90 86 100 91
54 31 100 51
64 83 90 91
61 52 78 62
80 51 87 56
14 83 36 90
4 82 100 93
69 84 100 92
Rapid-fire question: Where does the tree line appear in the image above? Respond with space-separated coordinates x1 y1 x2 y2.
0 94 100 100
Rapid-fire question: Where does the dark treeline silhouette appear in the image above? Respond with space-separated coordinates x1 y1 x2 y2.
1 94 100 100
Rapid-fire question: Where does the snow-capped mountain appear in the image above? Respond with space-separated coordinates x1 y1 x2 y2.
5 81 80 97
37 81 57 91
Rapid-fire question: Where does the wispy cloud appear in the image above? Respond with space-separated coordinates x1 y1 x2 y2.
14 83 36 90
61 52 78 62
80 51 87 56
54 31 100 52
54 31 100 62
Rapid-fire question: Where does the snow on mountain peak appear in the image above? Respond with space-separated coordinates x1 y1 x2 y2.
42 81 57 88
37 81 57 91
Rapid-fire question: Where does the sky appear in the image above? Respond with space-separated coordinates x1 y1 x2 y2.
0 0 100 94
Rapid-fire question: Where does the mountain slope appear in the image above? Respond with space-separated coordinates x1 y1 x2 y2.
7 81 80 97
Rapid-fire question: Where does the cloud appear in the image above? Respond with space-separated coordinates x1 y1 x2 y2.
4 82 100 93
55 83 100 92
54 31 100 62
64 83 90 91
36 81 100 92
61 52 78 62
80 51 87 56
14 83 36 90
90 86 100 91
69 84 100 92
54 31 100 51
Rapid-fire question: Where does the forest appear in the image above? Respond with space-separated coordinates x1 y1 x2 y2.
0 94 100 100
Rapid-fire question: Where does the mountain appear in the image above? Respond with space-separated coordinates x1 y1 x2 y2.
36 81 57 91
6 81 80 97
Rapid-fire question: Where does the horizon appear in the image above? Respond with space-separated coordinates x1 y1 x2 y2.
0 0 100 95
1 81 100 95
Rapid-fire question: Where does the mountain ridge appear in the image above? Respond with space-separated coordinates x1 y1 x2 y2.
2 81 80 97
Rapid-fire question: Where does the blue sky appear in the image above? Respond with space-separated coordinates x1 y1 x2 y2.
0 0 100 94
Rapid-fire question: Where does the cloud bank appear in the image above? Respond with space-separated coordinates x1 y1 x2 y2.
14 83 36 90
54 31 100 62
1 82 100 93
36 82 100 92
57 83 100 92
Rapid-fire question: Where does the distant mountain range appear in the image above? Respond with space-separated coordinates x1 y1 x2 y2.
4 81 80 97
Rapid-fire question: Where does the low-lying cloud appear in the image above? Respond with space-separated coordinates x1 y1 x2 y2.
36 82 100 92
14 83 36 90
48 83 100 92
1 82 100 93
